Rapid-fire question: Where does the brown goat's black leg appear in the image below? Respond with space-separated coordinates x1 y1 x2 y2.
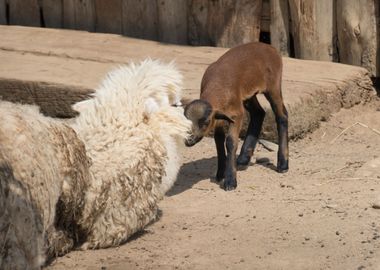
265 92 289 173
214 126 226 182
224 117 242 191
237 96 265 168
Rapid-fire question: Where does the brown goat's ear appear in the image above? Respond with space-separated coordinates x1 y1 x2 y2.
214 112 234 123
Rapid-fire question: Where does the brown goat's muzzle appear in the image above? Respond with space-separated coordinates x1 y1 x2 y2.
184 134 203 147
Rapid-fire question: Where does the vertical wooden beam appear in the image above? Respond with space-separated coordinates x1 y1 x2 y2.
42 0 63 28
336 0 378 76
95 0 122 34
288 0 334 61
63 0 95 31
0 0 6 25
122 0 158 40
9 0 40 26
270 0 290 56
207 0 262 48
157 0 188 44
63 0 76 29
75 0 95 31
188 0 209 45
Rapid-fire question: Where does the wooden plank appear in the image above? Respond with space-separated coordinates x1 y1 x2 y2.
95 0 122 34
9 0 40 27
288 0 334 61
270 0 290 56
122 0 158 40
336 0 378 77
188 0 209 45
42 0 63 28
261 0 270 32
157 0 188 44
63 0 95 31
75 0 95 31
207 0 262 48
0 0 6 25
62 0 75 29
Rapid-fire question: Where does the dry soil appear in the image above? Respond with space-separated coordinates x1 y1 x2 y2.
47 99 380 270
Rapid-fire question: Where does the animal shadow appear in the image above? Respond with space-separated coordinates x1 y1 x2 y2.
167 157 217 196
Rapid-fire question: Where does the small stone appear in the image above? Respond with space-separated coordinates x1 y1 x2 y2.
225 214 230 217
298 213 303 217
305 237 310 241
336 231 340 236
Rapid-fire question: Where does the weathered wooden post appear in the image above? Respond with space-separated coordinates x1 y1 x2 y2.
288 0 334 61
188 0 209 45
9 0 40 26
207 0 263 48
42 0 63 28
157 0 188 44
0 0 6 25
122 0 158 40
95 0 122 34
336 0 378 77
270 0 290 56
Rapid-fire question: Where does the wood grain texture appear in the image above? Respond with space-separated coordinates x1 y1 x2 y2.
0 0 6 25
207 0 262 48
75 0 95 31
157 0 188 44
270 0 290 56
188 0 209 45
336 0 378 76
9 0 40 26
95 0 122 34
288 0 334 61
42 0 63 28
62 0 75 29
122 0 158 40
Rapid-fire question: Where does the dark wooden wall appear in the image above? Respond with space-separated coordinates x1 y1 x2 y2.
1 0 379 77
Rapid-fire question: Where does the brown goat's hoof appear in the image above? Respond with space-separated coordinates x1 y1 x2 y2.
223 178 237 191
237 155 250 167
277 159 289 173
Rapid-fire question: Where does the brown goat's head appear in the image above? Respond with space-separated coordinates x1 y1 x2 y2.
184 99 233 147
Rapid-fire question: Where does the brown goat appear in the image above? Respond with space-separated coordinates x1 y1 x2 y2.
184 42 288 191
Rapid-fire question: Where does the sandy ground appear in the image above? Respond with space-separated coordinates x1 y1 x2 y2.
48 99 380 270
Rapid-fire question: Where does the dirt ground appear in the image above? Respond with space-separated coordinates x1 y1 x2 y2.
48 98 380 270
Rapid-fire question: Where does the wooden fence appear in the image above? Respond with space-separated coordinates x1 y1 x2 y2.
0 0 379 77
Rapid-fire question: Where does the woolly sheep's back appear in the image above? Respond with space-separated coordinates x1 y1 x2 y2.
0 102 90 269
71 60 191 248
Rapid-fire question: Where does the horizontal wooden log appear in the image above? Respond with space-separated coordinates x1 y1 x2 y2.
0 26 375 141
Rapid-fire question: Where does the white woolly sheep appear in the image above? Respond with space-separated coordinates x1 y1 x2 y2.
0 59 191 269
0 101 90 270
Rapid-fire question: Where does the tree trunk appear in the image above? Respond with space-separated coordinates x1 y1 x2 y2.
157 0 188 44
336 0 378 77
95 0 122 34
207 0 262 48
42 0 63 28
288 0 334 61
9 0 40 26
270 0 290 56
188 0 209 46
122 0 158 40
